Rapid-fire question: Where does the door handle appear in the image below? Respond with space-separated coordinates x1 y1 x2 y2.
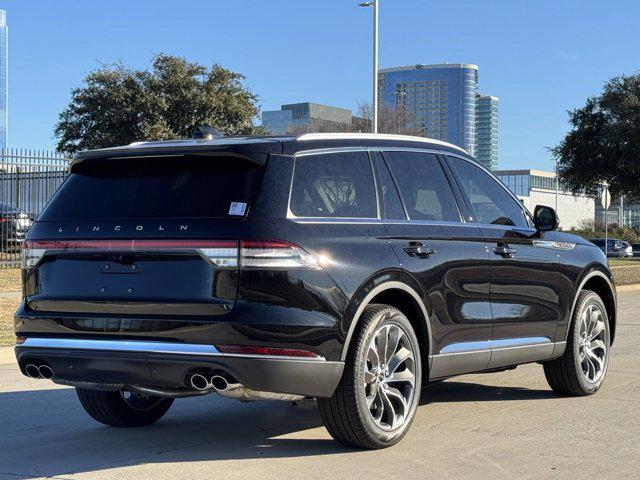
493 245 517 258
403 241 436 259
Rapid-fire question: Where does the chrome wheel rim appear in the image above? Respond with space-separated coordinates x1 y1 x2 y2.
578 303 607 383
363 323 416 431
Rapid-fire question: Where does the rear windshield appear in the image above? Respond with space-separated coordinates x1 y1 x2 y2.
40 156 262 220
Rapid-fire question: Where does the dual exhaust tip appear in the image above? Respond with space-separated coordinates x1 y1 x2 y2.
189 373 235 392
25 363 54 380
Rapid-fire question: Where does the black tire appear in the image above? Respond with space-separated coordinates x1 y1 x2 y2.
318 304 422 449
76 388 174 427
543 290 611 396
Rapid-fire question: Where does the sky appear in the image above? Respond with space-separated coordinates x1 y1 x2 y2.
1 0 639 170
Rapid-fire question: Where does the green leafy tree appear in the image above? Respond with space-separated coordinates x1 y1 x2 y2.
55 54 265 154
553 72 640 200
553 73 640 199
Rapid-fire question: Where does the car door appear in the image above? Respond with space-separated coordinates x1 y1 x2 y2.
378 150 493 378
445 155 569 368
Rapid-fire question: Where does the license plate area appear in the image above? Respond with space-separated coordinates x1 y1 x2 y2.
100 262 142 274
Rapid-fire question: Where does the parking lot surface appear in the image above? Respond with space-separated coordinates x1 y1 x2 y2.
1 292 639 480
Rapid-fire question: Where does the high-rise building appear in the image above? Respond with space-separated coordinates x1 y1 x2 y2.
378 64 478 153
0 10 7 152
262 102 354 135
475 94 499 170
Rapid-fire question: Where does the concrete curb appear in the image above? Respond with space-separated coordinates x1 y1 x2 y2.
0 346 15 365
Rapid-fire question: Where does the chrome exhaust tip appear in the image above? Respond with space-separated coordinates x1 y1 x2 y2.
189 373 210 391
38 365 54 379
210 375 230 391
25 364 42 379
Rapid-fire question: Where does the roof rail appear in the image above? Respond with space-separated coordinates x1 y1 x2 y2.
296 133 468 154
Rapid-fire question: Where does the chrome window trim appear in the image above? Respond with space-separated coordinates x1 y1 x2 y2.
17 337 327 362
289 217 384 225
287 145 533 227
439 336 552 355
287 146 472 222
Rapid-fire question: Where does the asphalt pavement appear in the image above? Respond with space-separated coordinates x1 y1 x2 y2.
1 292 639 479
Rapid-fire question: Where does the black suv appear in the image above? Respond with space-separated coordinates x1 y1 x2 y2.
14 133 615 449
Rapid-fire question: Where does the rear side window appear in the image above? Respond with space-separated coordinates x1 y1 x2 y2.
289 152 377 218
40 157 262 220
447 156 529 228
383 151 461 222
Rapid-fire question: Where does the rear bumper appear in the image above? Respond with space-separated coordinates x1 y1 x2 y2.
15 338 344 398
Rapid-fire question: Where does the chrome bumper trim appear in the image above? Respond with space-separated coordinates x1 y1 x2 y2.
17 337 326 362
440 336 552 355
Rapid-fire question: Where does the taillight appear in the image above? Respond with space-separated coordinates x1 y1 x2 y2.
240 240 320 269
21 239 238 269
22 239 320 270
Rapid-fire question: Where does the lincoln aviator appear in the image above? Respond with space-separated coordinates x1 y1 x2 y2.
14 132 615 449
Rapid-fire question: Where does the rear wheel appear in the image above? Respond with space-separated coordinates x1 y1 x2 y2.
543 290 610 396
318 304 422 449
76 388 174 427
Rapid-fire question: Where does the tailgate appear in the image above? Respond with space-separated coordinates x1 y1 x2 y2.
24 239 239 316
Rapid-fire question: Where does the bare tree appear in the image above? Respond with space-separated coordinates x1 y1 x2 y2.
354 102 423 136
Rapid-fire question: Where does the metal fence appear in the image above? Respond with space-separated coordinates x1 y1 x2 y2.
0 149 70 268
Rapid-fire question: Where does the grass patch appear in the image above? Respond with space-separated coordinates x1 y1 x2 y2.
610 264 640 286
0 295 20 347
0 269 22 346
0 268 21 292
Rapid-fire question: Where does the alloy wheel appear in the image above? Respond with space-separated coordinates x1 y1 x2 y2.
363 323 416 431
578 303 607 383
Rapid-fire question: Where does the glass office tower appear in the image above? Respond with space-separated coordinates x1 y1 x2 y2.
378 64 478 153
475 94 499 170
0 10 7 152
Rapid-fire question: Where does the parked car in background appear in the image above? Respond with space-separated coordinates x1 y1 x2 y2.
589 238 630 258
15 132 616 449
620 241 633 257
0 202 33 252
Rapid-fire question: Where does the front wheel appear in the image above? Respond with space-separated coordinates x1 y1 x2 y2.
543 290 611 396
318 304 422 449
76 388 174 427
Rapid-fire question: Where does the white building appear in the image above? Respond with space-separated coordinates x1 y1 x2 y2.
494 169 595 230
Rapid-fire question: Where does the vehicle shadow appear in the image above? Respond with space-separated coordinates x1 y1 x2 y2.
0 379 556 478
420 378 557 405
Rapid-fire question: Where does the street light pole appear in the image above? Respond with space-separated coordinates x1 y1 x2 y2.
360 1 379 133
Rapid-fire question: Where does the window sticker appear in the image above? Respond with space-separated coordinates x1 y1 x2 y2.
228 202 247 216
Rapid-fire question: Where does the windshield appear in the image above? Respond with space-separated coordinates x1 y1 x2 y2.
40 156 263 220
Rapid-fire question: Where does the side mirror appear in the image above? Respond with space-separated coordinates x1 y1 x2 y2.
533 205 559 232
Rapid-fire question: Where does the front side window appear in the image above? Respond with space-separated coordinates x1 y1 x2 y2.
383 151 460 222
289 151 377 218
447 156 529 228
